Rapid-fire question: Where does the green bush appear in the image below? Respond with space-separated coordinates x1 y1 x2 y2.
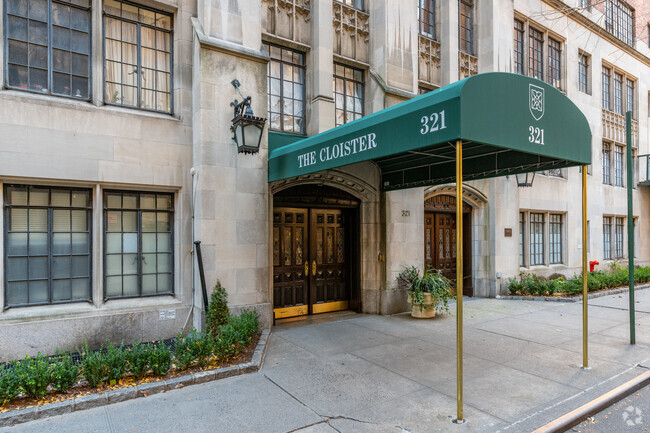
104 341 128 383
174 329 213 369
206 281 230 337
149 343 172 376
214 310 260 359
0 363 20 404
80 343 109 387
15 353 52 399
126 341 152 379
50 352 80 393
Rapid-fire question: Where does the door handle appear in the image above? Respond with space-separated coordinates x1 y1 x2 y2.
304 261 309 276
312 260 317 275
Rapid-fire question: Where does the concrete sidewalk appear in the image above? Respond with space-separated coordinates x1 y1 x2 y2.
2 290 649 433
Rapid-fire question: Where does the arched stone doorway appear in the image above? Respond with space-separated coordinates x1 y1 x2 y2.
270 166 381 318
424 184 490 297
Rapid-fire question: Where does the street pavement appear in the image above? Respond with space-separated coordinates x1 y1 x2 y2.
2 289 649 433
571 384 649 433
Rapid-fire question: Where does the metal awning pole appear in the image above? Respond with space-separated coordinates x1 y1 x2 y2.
582 166 589 368
626 111 635 345
454 140 465 424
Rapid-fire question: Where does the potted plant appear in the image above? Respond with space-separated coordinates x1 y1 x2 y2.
397 266 455 318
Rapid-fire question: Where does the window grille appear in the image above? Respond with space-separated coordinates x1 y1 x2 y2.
578 53 588 93
614 217 624 258
547 38 561 89
603 217 612 260
514 20 525 75
264 43 306 134
104 191 174 299
530 213 544 266
5 0 91 99
529 28 544 81
334 63 364 127
104 0 173 113
613 72 623 115
602 67 611 110
549 214 563 264
458 0 474 55
4 186 92 307
418 0 436 39
605 0 634 46
602 143 611 185
614 145 624 187
626 79 634 116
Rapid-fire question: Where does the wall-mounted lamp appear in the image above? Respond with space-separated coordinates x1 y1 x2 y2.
515 172 535 187
230 79 266 154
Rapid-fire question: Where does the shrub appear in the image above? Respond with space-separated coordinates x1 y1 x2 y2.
173 330 213 369
50 352 80 393
173 332 196 370
214 310 260 359
206 281 230 337
80 342 109 388
0 363 20 404
15 353 52 399
149 343 172 376
104 341 128 383
126 341 152 379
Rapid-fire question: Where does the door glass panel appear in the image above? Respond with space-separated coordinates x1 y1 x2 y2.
326 228 334 263
295 227 303 265
337 228 344 263
283 227 292 266
316 228 323 264
273 227 280 267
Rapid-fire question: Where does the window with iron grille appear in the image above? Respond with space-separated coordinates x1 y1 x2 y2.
5 0 91 99
602 67 611 110
626 79 634 116
104 0 173 114
514 20 524 75
605 0 634 46
613 72 623 114
603 217 612 260
4 186 92 308
104 191 173 299
333 63 364 127
264 43 305 134
549 214 563 264
614 145 624 187
519 212 525 267
418 0 436 39
529 213 544 266
529 28 544 81
578 52 589 93
602 142 611 185
458 0 474 55
547 38 561 89
615 217 624 258
337 0 363 10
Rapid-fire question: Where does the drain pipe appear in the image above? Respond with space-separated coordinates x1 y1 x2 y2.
182 167 198 332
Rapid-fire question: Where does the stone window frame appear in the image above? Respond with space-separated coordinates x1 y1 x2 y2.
4 0 92 100
602 141 612 185
263 42 306 135
513 19 525 75
3 185 93 309
603 216 612 260
103 0 174 114
418 0 436 40
336 0 364 11
613 144 624 187
602 63 636 117
103 190 174 300
514 14 566 91
603 215 627 261
578 50 590 94
333 62 364 127
458 0 474 55
519 210 567 268
604 0 634 46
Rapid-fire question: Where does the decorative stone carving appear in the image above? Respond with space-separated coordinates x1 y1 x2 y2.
333 1 369 63
262 0 311 46
602 108 638 147
458 51 478 80
418 35 441 87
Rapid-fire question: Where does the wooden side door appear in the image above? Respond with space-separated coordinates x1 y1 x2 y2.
310 209 349 314
273 208 309 319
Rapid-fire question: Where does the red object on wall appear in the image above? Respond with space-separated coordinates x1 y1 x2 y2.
589 261 599 272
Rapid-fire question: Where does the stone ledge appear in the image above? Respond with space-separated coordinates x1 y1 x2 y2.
496 283 650 303
0 328 272 427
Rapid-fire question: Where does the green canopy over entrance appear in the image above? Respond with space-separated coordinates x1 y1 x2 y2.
268 72 591 190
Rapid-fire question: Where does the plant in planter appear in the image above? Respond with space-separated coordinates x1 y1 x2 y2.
397 266 455 318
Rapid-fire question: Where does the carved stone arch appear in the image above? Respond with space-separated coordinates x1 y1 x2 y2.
423 183 488 209
271 168 379 203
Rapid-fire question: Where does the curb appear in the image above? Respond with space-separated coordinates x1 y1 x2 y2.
0 328 271 428
497 283 650 303
531 369 650 433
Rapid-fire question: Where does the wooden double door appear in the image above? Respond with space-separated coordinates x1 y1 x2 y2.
424 211 473 297
273 207 350 319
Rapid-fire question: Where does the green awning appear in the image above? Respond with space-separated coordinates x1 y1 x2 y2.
268 73 591 191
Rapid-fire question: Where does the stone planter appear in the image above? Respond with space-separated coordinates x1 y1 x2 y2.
407 292 436 319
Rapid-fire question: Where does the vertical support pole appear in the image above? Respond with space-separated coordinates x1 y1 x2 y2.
455 140 465 424
582 167 589 369
626 111 635 345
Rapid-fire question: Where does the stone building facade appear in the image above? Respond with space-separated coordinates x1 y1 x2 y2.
0 0 648 360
